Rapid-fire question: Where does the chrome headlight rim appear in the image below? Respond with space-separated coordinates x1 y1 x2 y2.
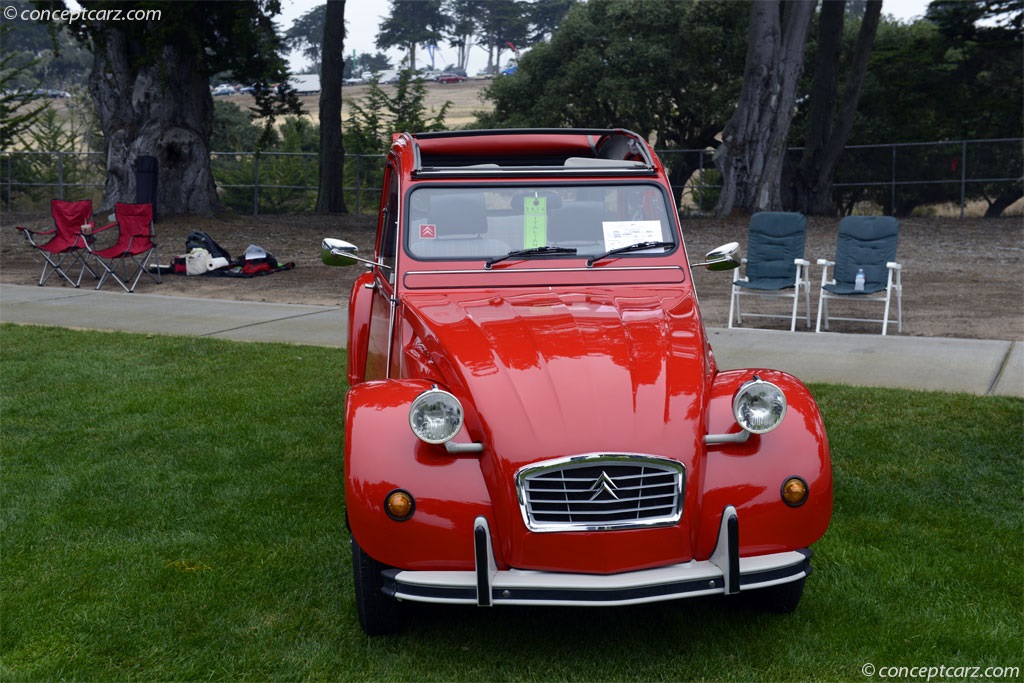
408 386 465 445
732 376 787 435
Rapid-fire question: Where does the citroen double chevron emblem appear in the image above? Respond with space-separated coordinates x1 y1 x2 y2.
588 471 621 501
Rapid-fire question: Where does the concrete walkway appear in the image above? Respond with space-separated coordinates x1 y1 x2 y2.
2 283 1021 397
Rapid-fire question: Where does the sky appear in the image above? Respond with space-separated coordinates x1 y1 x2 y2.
274 0 936 76
274 0 497 74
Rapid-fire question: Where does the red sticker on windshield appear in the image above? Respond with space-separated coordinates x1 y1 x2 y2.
420 224 436 239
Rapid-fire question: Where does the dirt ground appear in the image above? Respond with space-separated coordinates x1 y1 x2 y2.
2 210 1022 341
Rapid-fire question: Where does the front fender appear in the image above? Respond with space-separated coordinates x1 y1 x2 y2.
697 369 832 558
345 379 492 570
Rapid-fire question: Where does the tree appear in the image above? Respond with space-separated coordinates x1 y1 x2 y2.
346 70 451 155
56 0 300 216
257 117 320 213
474 0 530 73
714 0 816 217
1 0 93 149
924 0 1022 216
316 0 347 213
376 0 448 71
284 4 327 74
1 23 49 149
445 0 487 72
524 0 576 43
480 0 748 193
346 52 392 79
790 0 882 214
3 0 92 93
211 100 266 151
839 0 1022 216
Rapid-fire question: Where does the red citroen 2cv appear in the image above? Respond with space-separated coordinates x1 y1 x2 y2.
322 129 832 636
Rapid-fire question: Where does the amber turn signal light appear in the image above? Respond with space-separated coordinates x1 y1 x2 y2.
781 477 808 507
385 489 415 521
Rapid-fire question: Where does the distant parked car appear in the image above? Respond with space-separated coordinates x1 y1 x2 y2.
15 88 72 99
211 84 235 96
437 72 467 84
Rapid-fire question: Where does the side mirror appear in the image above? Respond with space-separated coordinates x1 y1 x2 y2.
691 242 742 271
321 238 381 269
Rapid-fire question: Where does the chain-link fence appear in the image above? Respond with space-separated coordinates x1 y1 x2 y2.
1 150 107 209
661 138 1023 218
3 138 1021 217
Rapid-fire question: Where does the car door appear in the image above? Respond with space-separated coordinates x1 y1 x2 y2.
363 161 400 381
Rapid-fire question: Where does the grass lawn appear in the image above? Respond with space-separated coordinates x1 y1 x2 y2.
1 324 1021 681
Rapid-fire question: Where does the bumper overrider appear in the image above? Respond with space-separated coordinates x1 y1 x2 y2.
381 506 812 607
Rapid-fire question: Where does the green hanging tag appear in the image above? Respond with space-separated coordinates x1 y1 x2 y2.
523 196 547 248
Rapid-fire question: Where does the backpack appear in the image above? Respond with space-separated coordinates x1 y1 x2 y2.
185 231 231 262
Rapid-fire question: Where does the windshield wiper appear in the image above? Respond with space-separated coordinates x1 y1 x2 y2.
484 245 578 269
586 241 674 267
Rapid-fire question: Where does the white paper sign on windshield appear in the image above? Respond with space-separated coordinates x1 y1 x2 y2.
602 221 663 251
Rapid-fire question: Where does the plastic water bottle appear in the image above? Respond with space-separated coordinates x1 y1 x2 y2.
854 268 865 292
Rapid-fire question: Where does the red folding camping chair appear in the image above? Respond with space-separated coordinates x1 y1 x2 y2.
88 202 162 293
15 199 99 287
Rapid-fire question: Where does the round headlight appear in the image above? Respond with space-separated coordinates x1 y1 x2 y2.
732 377 787 434
409 387 464 444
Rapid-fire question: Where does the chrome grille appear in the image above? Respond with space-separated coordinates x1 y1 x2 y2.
516 454 685 532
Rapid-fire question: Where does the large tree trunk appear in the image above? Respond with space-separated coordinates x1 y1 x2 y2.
714 0 815 217
407 41 418 71
458 35 471 71
792 0 882 215
89 28 219 216
791 0 845 213
316 0 348 214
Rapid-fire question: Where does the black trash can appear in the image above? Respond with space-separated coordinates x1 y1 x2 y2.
135 155 158 220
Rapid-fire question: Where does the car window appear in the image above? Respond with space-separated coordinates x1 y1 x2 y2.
379 165 399 277
405 184 675 261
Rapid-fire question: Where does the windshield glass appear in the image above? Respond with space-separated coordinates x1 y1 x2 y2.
405 184 676 261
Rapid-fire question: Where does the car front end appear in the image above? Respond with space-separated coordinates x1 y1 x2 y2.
323 129 832 635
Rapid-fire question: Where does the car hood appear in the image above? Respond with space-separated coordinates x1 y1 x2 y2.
401 287 711 465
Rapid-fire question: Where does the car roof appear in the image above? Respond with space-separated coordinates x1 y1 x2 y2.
393 128 660 179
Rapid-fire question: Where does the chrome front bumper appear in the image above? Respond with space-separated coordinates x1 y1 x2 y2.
382 506 812 607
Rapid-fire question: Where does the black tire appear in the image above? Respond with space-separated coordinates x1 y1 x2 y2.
351 537 403 636
743 577 805 614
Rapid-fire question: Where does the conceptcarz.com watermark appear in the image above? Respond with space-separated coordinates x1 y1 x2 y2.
862 663 1020 681
2 5 161 22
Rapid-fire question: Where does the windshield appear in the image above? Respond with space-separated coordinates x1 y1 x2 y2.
405 184 676 261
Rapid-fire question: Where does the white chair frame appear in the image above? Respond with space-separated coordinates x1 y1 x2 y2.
729 258 812 332
815 259 903 335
